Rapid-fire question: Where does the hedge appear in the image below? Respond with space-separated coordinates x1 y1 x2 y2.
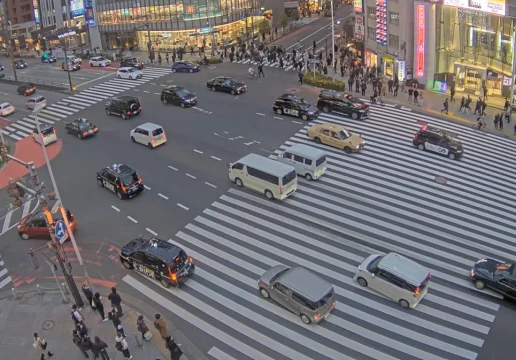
0 142 10 166
303 72 346 91
193 58 223 65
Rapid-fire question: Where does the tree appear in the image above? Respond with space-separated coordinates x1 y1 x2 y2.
278 14 289 30
258 19 270 35
289 9 299 21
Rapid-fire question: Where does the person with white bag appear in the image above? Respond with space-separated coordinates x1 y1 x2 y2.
136 315 152 341
108 308 125 338
33 333 54 360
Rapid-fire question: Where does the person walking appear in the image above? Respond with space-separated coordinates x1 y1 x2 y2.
108 308 125 338
81 281 93 308
81 336 94 359
115 332 132 360
408 88 413 103
108 287 123 317
481 100 487 116
499 113 504 131
298 70 303 85
361 81 366 96
504 97 510 111
387 79 393 94
474 98 482 115
158 53 162 65
418 91 424 107
77 320 89 339
459 96 465 113
258 63 264 77
165 53 169 63
154 314 169 340
92 292 108 321
413 89 419 104
71 304 84 326
33 333 54 360
137 315 150 341
73 330 89 359
441 98 449 115
494 114 500 130
450 85 456 102
464 96 472 114
92 336 110 360
393 83 399 97
165 336 184 360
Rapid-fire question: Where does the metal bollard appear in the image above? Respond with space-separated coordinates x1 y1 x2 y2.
133 332 142 348
11 288 18 299
61 283 69 295
36 284 43 295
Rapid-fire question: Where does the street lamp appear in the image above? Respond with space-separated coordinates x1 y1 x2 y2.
330 0 336 78
6 20 17 81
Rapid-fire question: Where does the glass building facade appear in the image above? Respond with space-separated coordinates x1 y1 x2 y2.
96 0 268 50
434 5 515 98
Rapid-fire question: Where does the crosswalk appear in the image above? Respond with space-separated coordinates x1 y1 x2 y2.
1 67 172 141
121 106 516 360
233 53 305 72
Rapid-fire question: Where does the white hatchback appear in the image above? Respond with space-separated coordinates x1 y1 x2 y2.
117 67 143 80
130 122 166 149
89 56 111 67
32 124 57 146
0 102 14 116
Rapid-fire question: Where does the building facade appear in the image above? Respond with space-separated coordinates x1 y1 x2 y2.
4 0 36 39
96 0 284 51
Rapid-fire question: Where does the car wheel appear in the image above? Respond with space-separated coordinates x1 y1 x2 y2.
160 279 171 288
259 288 270 298
122 260 132 269
211 86 216 92
180 102 186 108
417 143 425 151
264 190 274 200
130 76 134 80
300 314 311 324
351 112 359 120
305 173 313 181
189 69 193 73
77 133 82 139
448 152 456 160
398 299 410 309
121 113 127 120
19 232 30 240
105 108 111 116
322 106 329 113
235 177 243 187
344 146 352 154
147 142 153 149
97 178 104 187
117 191 123 199
172 69 177 73
130 136 136 143
357 277 368 287
162 99 167 105
302 114 309 121
231 89 236 95
314 137 321 144
117 74 121 79
276 108 283 115
474 280 486 290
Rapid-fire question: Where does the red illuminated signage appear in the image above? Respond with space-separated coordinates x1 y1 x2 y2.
416 5 425 77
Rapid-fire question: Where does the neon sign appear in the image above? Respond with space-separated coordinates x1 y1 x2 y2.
376 0 387 45
416 5 425 77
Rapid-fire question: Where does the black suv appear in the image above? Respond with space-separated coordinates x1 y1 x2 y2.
161 85 197 108
105 96 141 119
120 57 144 70
119 236 195 288
317 90 370 120
471 258 516 301
273 94 319 121
96 163 144 199
413 123 464 160
206 76 247 95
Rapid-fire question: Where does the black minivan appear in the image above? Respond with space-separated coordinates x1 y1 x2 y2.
161 85 197 108
316 90 370 120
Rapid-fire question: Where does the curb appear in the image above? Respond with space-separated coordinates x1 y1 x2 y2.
0 282 210 360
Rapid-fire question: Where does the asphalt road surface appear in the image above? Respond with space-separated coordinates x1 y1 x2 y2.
1 60 516 360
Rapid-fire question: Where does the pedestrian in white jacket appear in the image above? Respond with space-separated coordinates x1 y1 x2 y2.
114 333 132 360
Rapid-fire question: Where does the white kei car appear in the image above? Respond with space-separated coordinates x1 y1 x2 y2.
116 67 143 80
0 102 15 116
89 56 111 67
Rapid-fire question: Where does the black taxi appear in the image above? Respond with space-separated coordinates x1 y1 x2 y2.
96 164 144 199
413 123 464 160
273 94 319 121
317 90 370 120
120 237 195 288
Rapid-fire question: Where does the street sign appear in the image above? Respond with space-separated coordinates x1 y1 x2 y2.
54 220 68 244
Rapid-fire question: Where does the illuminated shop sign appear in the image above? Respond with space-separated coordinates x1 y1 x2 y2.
183 0 222 20
84 0 95 27
433 81 448 92
375 0 387 45
354 0 363 12
397 59 406 81
443 0 505 16
58 30 76 38
416 4 425 77
70 0 85 18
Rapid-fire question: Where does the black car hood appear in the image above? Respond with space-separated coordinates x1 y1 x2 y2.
182 93 196 100
231 82 245 88
303 104 317 112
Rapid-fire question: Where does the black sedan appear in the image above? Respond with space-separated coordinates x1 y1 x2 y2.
64 118 98 139
172 61 200 73
15 59 27 69
161 85 197 108
471 258 516 300
17 83 36 96
206 76 247 95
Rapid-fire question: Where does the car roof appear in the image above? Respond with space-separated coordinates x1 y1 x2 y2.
73 118 90 123
319 89 342 96
379 252 430 286
28 95 44 100
141 238 183 263
0 102 11 107
164 85 183 90
91 56 104 59
277 93 299 101
313 122 346 131
236 153 295 176
115 95 138 102
419 124 459 139
134 122 163 131
119 67 136 71
104 163 134 175
279 267 333 301
285 143 326 158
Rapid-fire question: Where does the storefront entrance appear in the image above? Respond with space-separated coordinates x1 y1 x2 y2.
454 63 486 95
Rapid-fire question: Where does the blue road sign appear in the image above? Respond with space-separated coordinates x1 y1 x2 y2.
55 220 66 240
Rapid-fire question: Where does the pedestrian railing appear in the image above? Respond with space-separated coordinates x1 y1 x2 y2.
0 75 68 88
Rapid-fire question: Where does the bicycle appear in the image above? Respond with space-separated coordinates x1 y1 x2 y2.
370 96 385 106
472 123 488 134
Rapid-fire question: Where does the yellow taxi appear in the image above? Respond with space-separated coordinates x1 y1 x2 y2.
307 123 365 153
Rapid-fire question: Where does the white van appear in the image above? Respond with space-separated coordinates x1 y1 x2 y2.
229 153 297 200
130 122 167 149
26 96 47 110
32 124 57 146
277 144 327 181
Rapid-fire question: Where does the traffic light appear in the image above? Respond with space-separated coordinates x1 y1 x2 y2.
264 13 272 20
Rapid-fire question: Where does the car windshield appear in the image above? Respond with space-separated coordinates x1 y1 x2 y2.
120 172 138 186
183 62 194 66
339 130 351 139
177 89 190 97
40 126 54 136
97 57 106 61
128 68 138 73
78 122 92 131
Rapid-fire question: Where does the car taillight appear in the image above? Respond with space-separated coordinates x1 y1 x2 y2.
120 183 127 192
314 315 320 321
53 129 56 134
188 257 193 263
138 106 142 110
83 131 88 136
332 301 336 307
163 133 167 139
127 111 131 115
414 287 420 295
152 138 155 145
168 268 177 282
280 187 284 194
138 175 143 183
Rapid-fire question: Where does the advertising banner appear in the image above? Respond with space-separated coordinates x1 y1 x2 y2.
84 0 95 27
183 0 222 20
416 4 425 77
70 0 85 18
354 0 363 12
354 15 364 41
443 0 505 16
376 0 387 45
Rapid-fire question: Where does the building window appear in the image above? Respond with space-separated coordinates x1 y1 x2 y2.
367 6 375 18
368 27 376 40
389 34 399 48
389 12 399 25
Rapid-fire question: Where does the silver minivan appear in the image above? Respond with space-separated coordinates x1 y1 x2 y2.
258 264 336 324
130 122 167 149
276 144 327 181
26 95 47 110
354 252 431 309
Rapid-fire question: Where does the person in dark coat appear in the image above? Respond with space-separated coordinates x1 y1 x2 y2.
165 336 183 360
474 98 482 115
72 330 89 359
136 315 149 340
92 336 110 360
81 281 93 307
77 320 88 340
92 292 108 321
108 287 123 317
108 308 125 337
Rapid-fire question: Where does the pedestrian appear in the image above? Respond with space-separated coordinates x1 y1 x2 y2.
71 304 84 326
92 292 108 321
499 113 504 130
165 336 184 360
494 114 499 129
298 70 303 85
92 336 110 360
393 83 399 97
158 53 162 65
108 287 123 317
481 100 487 116
81 336 94 359
418 91 424 107
450 85 456 102
73 330 89 359
137 315 151 341
82 281 93 308
165 53 169 63
258 63 264 77
387 79 393 94
115 332 132 360
77 320 89 339
464 95 472 114
459 96 465 113
504 97 510 111
474 98 481 115
108 308 125 337
413 89 419 104
408 88 413 103
514 123 516 135
381 83 387 97
154 314 168 340
441 98 449 115
361 81 366 96
33 333 54 360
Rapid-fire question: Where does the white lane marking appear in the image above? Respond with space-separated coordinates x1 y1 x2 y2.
76 72 115 87
143 90 150 93
292 121 303 124
177 203 189 211
150 83 156 85
208 347 238 360
154 92 161 95
2 210 13 233
186 173 197 179
234 96 239 100
168 166 178 171
7 133 22 140
127 216 138 223
274 116 283 120
158 193 169 200
205 182 217 188
111 206 120 212
211 156 221 161
256 113 265 116
146 228 158 236
143 185 151 190
133 89 139 91
193 149 203 154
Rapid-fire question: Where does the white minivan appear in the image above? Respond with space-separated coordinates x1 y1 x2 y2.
130 122 167 149
277 144 327 181
229 153 297 200
32 124 57 146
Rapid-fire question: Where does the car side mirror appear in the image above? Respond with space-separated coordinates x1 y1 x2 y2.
371 273 375 278
227 163 232 169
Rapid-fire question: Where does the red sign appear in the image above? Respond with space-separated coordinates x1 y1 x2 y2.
186 5 195 14
416 5 425 77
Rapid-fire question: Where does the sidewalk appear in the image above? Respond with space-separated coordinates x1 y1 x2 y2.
322 70 516 140
0 284 208 360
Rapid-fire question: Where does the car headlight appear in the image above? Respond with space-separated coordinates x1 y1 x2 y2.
184 98 191 102
358 109 365 112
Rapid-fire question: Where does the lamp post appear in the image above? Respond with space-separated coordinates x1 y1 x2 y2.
7 21 17 81
330 0 336 80
60 41 74 92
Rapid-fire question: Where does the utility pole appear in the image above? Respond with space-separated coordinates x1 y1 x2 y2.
61 44 74 92
4 21 17 81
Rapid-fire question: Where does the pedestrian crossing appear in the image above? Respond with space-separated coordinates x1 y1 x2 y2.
0 67 172 141
233 54 305 72
121 106 516 360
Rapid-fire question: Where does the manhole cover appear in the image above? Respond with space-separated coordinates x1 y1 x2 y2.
42 320 54 330
286 88 300 93
435 176 447 185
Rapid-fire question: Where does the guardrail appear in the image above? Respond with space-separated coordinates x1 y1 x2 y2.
0 75 68 88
